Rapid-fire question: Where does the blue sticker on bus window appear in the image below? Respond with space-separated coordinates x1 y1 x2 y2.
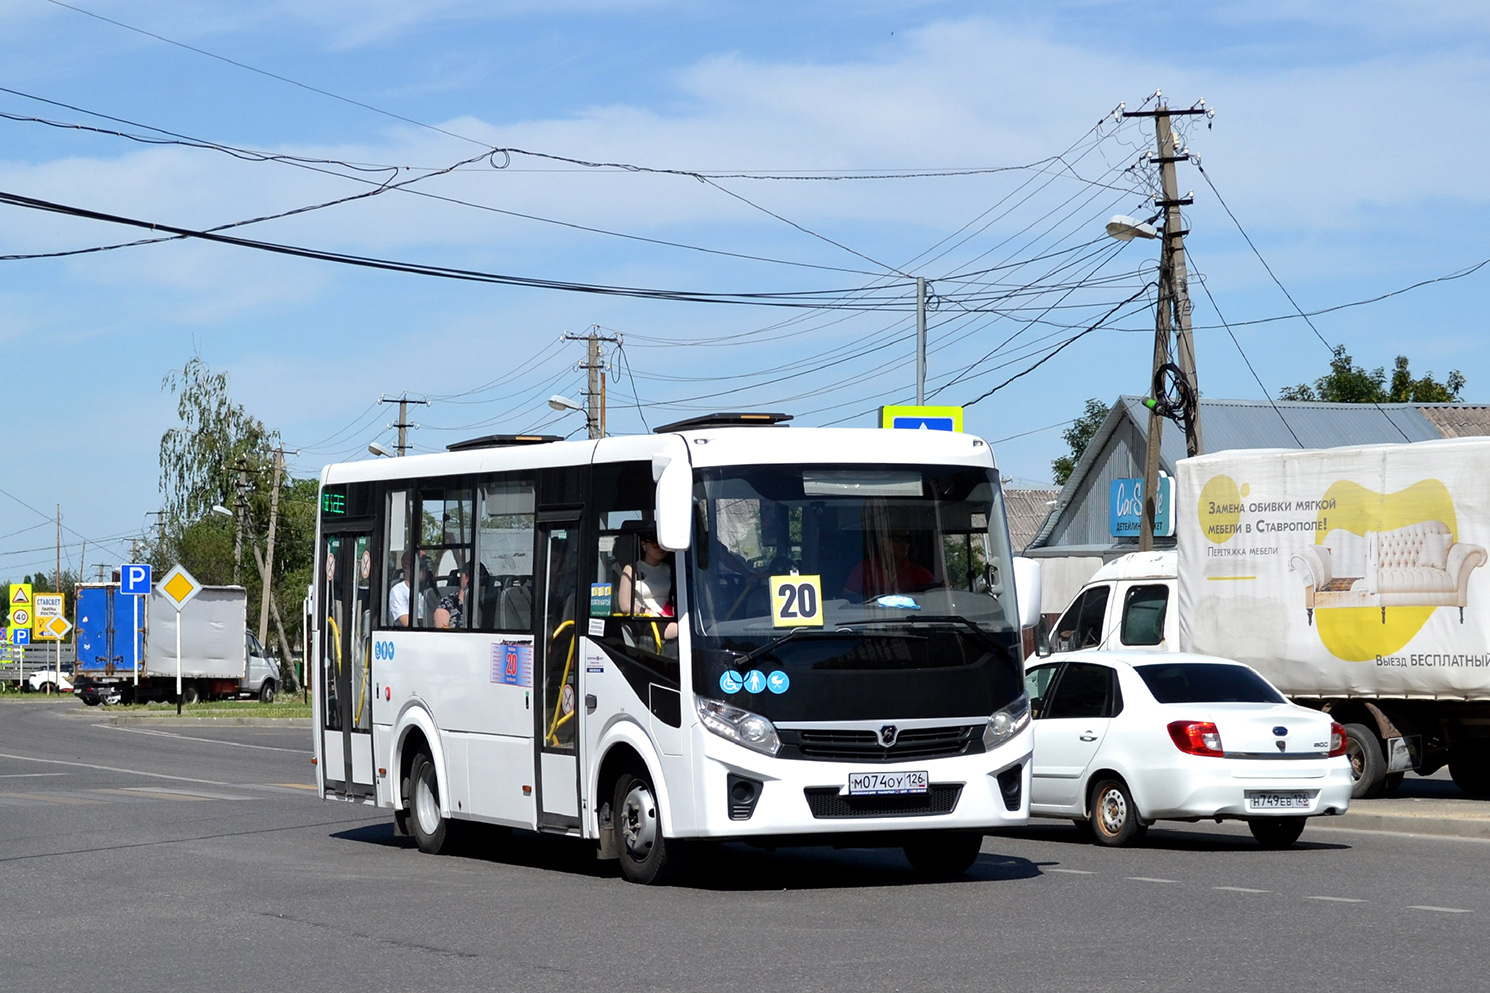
590 583 613 617
767 670 790 694
719 670 743 694
743 670 767 694
873 594 921 610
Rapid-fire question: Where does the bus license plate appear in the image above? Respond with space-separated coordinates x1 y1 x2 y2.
848 771 929 796
1245 791 1312 810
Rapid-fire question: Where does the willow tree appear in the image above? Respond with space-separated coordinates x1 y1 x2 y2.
159 353 280 524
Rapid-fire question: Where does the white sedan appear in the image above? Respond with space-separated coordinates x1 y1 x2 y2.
1025 651 1352 847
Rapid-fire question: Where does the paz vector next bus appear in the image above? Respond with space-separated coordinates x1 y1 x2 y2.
313 413 1041 884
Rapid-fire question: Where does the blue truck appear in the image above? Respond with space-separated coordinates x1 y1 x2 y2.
73 582 280 705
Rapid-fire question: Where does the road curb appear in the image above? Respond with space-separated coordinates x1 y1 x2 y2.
1314 812 1490 842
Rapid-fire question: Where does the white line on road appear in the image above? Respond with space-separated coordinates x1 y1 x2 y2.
1406 905 1472 914
94 724 305 754
1126 877 1178 884
1049 868 1096 874
0 750 235 786
0 773 72 779
1306 896 1368 903
1213 886 1270 894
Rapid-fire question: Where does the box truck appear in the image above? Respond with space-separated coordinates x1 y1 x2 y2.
72 582 280 705
1041 438 1490 799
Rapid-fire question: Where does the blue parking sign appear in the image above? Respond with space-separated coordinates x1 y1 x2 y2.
123 563 152 595
13 628 30 645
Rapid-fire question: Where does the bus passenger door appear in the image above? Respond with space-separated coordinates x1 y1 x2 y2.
320 529 376 800
534 515 582 830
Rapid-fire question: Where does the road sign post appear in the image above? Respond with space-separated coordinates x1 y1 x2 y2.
35 594 64 691
157 565 201 715
123 564 152 688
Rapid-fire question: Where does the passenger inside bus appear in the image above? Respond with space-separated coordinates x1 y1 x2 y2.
614 522 678 648
388 550 429 627
843 529 935 599
434 562 470 629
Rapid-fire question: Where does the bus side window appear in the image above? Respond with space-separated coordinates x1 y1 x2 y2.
475 477 535 633
413 485 474 630
383 490 413 627
591 461 674 664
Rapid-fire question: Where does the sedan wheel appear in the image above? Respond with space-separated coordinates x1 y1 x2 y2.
1089 778 1143 847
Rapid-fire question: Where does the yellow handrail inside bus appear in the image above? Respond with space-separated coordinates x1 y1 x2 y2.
326 615 343 675
354 636 372 728
545 618 576 746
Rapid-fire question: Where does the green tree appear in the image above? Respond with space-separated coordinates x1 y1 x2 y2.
154 354 316 669
1052 399 1110 485
1279 346 1465 403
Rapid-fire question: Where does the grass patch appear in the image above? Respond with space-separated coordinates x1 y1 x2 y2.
108 697 312 719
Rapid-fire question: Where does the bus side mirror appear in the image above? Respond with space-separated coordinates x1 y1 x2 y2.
1013 556 1042 631
654 453 693 552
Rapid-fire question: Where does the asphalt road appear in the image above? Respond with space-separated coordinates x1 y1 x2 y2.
0 699 1485 992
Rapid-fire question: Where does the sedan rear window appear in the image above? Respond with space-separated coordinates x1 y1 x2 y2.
1134 662 1285 704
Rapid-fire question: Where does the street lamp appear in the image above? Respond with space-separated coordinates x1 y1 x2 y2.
368 441 395 458
210 505 232 518
1105 214 1159 241
547 394 583 413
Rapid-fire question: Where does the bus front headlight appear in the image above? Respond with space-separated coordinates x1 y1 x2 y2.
983 692 1031 751
696 698 781 757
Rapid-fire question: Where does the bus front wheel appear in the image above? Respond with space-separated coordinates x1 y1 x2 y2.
613 770 686 885
409 753 456 855
903 831 984 879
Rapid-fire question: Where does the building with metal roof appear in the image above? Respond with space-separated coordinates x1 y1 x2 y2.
1024 397 1490 611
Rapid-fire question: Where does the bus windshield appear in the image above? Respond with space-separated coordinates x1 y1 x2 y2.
689 463 1024 722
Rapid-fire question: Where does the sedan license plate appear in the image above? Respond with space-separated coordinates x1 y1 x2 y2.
1245 790 1313 810
847 771 929 796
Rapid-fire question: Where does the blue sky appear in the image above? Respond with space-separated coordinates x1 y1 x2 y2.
3 0 1489 576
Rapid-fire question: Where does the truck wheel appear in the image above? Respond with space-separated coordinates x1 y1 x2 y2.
1249 817 1307 848
259 680 276 704
1449 745 1490 798
1342 723 1386 799
182 682 202 705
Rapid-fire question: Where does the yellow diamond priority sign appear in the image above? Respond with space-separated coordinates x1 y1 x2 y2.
158 564 202 612
36 615 71 641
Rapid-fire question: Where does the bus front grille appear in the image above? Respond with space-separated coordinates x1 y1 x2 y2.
802 784 963 819
784 725 980 762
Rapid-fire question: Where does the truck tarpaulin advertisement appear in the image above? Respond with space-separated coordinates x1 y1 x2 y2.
1177 439 1490 700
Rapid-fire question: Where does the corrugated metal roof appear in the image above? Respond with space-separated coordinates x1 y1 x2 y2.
1029 395 1472 550
1002 488 1059 552
1119 396 1442 470
1418 404 1490 438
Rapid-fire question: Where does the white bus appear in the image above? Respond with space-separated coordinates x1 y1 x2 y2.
313 413 1041 883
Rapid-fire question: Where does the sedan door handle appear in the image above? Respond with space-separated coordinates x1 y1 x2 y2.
1079 733 1098 742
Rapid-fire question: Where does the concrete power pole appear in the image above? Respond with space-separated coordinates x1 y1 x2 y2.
257 448 295 647
1123 99 1207 550
916 277 927 405
380 394 430 456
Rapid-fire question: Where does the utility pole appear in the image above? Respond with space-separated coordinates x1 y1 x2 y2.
916 277 928 404
232 465 249 584
380 393 429 456
1123 97 1208 550
564 328 620 439
55 506 60 594
257 447 295 647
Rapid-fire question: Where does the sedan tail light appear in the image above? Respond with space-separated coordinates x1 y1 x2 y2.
1168 720 1224 757
1328 722 1347 757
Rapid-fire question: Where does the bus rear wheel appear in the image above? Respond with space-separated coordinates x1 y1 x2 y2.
613 770 686 885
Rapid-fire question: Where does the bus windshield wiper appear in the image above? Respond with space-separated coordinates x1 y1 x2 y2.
844 614 1001 647
730 627 863 666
